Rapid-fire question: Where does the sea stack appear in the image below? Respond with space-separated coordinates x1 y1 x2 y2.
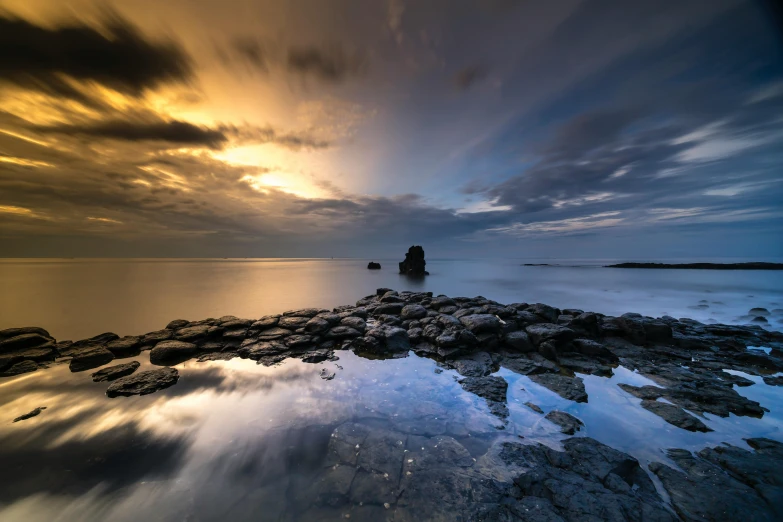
367 261 381 270
399 245 429 276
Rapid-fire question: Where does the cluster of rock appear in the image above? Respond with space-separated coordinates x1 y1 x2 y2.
4 288 783 518
398 245 428 276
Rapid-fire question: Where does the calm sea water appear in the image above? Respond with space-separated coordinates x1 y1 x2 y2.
0 258 781 340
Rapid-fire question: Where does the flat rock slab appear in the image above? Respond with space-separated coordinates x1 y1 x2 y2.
106 367 179 397
149 340 197 365
529 373 588 402
69 345 115 372
650 439 783 521
0 360 39 377
545 410 584 434
13 406 46 423
91 361 141 382
640 399 712 432
458 375 509 419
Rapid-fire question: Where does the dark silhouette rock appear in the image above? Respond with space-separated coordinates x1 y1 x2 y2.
106 367 179 397
399 245 429 275
91 361 141 382
367 261 381 269
13 406 46 423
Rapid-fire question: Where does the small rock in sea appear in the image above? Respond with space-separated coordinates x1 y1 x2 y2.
106 367 179 397
398 245 429 276
525 402 543 414
367 261 381 270
763 375 783 386
13 406 46 423
749 307 770 316
91 361 141 382
545 410 583 434
319 368 336 380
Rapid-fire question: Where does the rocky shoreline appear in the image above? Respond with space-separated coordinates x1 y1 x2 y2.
2 288 783 520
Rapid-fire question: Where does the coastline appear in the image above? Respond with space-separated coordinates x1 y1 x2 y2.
2 288 783 519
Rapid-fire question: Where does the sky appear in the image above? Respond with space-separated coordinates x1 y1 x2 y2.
0 0 782 259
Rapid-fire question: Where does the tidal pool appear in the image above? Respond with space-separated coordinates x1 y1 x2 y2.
1 350 781 521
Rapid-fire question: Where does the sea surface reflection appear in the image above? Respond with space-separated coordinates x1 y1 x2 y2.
1 350 781 521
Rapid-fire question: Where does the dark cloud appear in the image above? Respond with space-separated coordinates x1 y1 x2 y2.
0 13 192 102
453 65 488 91
286 44 367 83
35 119 227 148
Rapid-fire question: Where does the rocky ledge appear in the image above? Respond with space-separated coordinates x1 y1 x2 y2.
3 289 783 519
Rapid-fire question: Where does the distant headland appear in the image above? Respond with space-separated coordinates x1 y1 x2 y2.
605 262 783 270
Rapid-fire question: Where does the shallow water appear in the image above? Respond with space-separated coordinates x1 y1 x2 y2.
1 349 781 521
1 258 781 340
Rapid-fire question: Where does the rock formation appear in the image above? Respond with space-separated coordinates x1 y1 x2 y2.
367 261 381 269
398 245 428 275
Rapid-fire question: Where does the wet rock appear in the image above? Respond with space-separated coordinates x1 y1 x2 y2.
504 330 534 352
106 367 179 397
525 402 543 414
0 360 38 377
363 325 410 353
13 406 46 423
166 319 189 330
173 325 210 341
527 303 560 323
319 368 336 380
0 326 50 340
544 410 584 434
449 351 497 377
0 332 53 353
458 375 509 418
250 315 279 330
256 327 293 341
430 296 456 309
367 261 381 269
373 303 404 315
459 314 501 333
357 427 408 484
141 329 172 346
91 361 141 382
617 381 764 418
525 323 575 348
339 316 366 331
292 464 357 508
398 245 428 276
106 336 142 357
556 353 613 376
763 375 783 386
284 308 328 318
401 304 427 320
640 400 712 432
69 345 115 372
278 316 310 330
573 338 618 360
325 326 361 340
149 340 197 365
285 334 314 349
529 373 588 402
650 441 783 521
301 348 333 363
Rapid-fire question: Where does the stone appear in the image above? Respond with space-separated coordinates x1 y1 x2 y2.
250 315 279 329
325 326 361 340
149 340 197 365
525 402 544 414
141 329 172 345
525 323 575 347
69 345 115 372
458 375 509 418
0 326 50 340
166 319 189 330
363 325 410 353
373 303 404 315
339 316 366 331
401 304 427 320
106 367 179 397
0 360 38 377
319 368 336 380
504 330 534 352
529 374 588 402
91 361 141 382
367 261 381 269
640 400 712 432
0 332 52 353
459 314 501 333
763 375 783 386
106 336 142 356
13 406 46 422
545 410 584 434
256 327 293 341
173 325 211 341
278 316 310 329
527 303 560 322
398 245 429 276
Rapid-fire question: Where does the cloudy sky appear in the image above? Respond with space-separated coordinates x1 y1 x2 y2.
1 0 782 258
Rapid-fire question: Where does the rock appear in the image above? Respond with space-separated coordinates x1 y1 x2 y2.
373 303 404 315
401 304 427 320
525 323 575 347
13 406 46 422
91 361 141 382
504 330 534 352
459 314 501 333
256 327 293 341
398 245 429 276
319 368 336 380
141 329 172 345
106 367 179 397
617 381 764 418
650 442 783 521
0 332 53 353
106 336 142 356
544 410 584 434
0 326 50 340
573 338 617 360
529 374 588 402
764 375 783 386
527 303 560 322
430 296 456 309
640 400 712 432
69 345 115 372
356 427 408 483
0 360 38 377
750 307 771 316
367 261 381 269
149 340 197 365
339 316 366 331
525 402 544 414
173 325 210 341
250 315 279 329
449 351 497 377
363 325 410 353
304 317 331 334
325 326 361 340
285 334 314 349
278 316 310 329
458 375 509 418
556 353 613 376
165 319 189 330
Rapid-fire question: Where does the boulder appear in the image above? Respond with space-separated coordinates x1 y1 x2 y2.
0 332 53 353
398 245 429 276
401 304 428 320
504 330 534 352
106 367 179 397
545 410 584 434
92 361 141 382
106 336 142 356
69 345 115 372
640 400 712 432
367 261 381 270
149 340 197 365
459 314 501 333
529 373 588 402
